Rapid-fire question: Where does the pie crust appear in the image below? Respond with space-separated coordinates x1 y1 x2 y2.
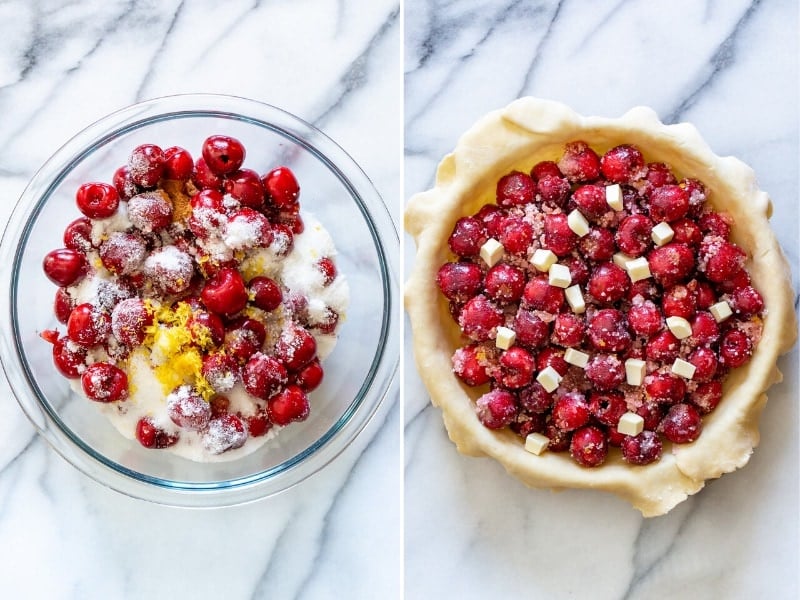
404 97 797 516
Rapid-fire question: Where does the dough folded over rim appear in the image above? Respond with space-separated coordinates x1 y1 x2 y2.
404 97 797 517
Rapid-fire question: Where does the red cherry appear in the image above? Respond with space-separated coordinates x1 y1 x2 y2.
262 166 300 208
585 354 625 390
201 352 239 392
128 144 165 187
660 403 702 443
274 323 317 371
484 263 525 304
662 285 696 319
54 288 75 324
536 175 571 208
699 212 732 238
522 276 564 313
688 347 717 382
315 257 337 286
111 298 152 347
647 243 695 287
76 182 119 219
530 160 562 180
551 313 585 347
579 227 616 262
451 344 491 386
203 414 248 453
671 218 702 247
699 238 745 283
536 347 569 376
558 141 601 182
166 385 211 431
587 263 629 304
496 171 535 207
249 276 283 312
99 232 147 275
628 300 662 337
475 389 517 429
543 213 578 257
499 346 536 389
52 336 87 378
513 309 550 349
162 146 194 180
295 358 324 392
436 262 483 303
202 135 245 176
225 208 273 249
645 330 680 363
621 431 662 465
43 248 87 286
136 417 179 449
112 166 139 199
187 309 225 347
690 380 723 414
719 329 753 368
600 144 644 183
448 216 486 257
458 295 504 341
192 156 224 191
645 373 686 404
246 409 273 437
518 382 553 414
690 311 719 345
201 267 248 316
571 184 608 220
81 362 128 402
143 246 195 295
63 217 93 252
649 185 690 222
552 392 590 431
616 215 654 257
731 286 764 316
267 385 310 425
224 168 266 208
589 391 627 427
243 353 288 400
67 303 111 346
498 216 534 255
127 191 173 233
224 317 267 363
570 425 608 467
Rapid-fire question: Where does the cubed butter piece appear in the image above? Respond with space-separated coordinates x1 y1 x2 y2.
524 432 550 455
625 358 646 386
709 300 733 322
651 222 675 246
548 263 572 289
531 248 558 272
605 184 623 210
495 326 516 350
626 256 652 282
536 366 562 393
567 209 590 237
613 252 634 268
617 412 645 436
564 348 589 368
671 358 697 380
480 238 504 267
564 284 586 314
666 316 692 340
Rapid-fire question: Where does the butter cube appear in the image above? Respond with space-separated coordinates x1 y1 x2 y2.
480 238 504 267
651 222 675 246
613 252 634 269
495 326 516 350
625 358 646 386
567 209 590 237
548 263 572 289
605 184 623 210
666 316 692 340
536 366 562 393
531 248 558 272
709 300 733 323
671 358 697 380
564 285 586 314
617 412 645 436
626 256 652 282
524 432 550 455
564 348 590 368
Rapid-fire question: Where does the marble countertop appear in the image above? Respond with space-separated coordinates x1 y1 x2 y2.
404 1 798 599
0 2 401 599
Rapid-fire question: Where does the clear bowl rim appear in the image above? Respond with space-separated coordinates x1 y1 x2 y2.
0 93 400 507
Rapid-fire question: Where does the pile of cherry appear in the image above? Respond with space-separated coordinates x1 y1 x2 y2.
438 141 764 467
41 135 337 453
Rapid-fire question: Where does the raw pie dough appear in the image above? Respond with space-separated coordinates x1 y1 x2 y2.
404 97 797 516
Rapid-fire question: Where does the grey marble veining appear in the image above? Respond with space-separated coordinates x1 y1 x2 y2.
404 1 798 599
0 2 401 599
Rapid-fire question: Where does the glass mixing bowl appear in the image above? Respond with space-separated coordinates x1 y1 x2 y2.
0 94 399 507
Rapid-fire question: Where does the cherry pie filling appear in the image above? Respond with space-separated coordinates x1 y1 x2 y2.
41 135 348 459
437 141 764 467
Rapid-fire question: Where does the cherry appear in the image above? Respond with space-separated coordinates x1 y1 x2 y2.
166 385 211 431
249 276 283 311
201 352 239 392
192 156 224 191
522 276 564 313
81 362 128 402
54 288 75 324
579 227 616 262
143 246 195 295
681 178 707 214
67 303 111 346
52 336 86 378
436 262 483 303
543 213 578 256
647 243 695 287
649 185 689 222
262 166 300 208
76 182 119 219
589 391 627 427
636 401 665 431
571 184 608 220
660 403 702 443
570 425 608 467
111 298 152 347
544 423 571 452
645 330 680 363
315 257 337 286
267 385 310 426
225 208 273 249
536 175 571 208
587 263 629 304
475 389 517 429
201 267 248 316
536 347 569 377
448 216 486 257
203 414 248 453
496 171 535 207
483 263 525 304
243 353 288 400
719 329 753 368
551 313 585 347
187 309 225 348
127 191 173 232
642 162 677 191
245 409 273 437
112 166 139 199
688 347 717 382
498 216 534 255
662 285 696 319
99 232 147 275
699 238 745 283
128 144 165 187
63 217 93 252
162 146 194 180
699 211 732 238
585 354 625 390
616 214 654 257
136 417 179 449
498 346 536 389
600 144 644 183
518 382 553 414
690 380 723 414
458 295 504 341
294 358 324 392
621 431 662 465
690 311 719 345
645 373 686 405
552 392 590 431
274 323 317 371
558 141 600 182
513 309 550 349
43 248 87 286
671 218 702 247
202 135 245 176
530 160 562 180
224 318 267 363
224 168 266 208
476 204 506 238
731 286 764 316
628 299 662 337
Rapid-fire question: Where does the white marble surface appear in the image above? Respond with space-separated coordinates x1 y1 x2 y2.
0 2 401 599
404 1 798 599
